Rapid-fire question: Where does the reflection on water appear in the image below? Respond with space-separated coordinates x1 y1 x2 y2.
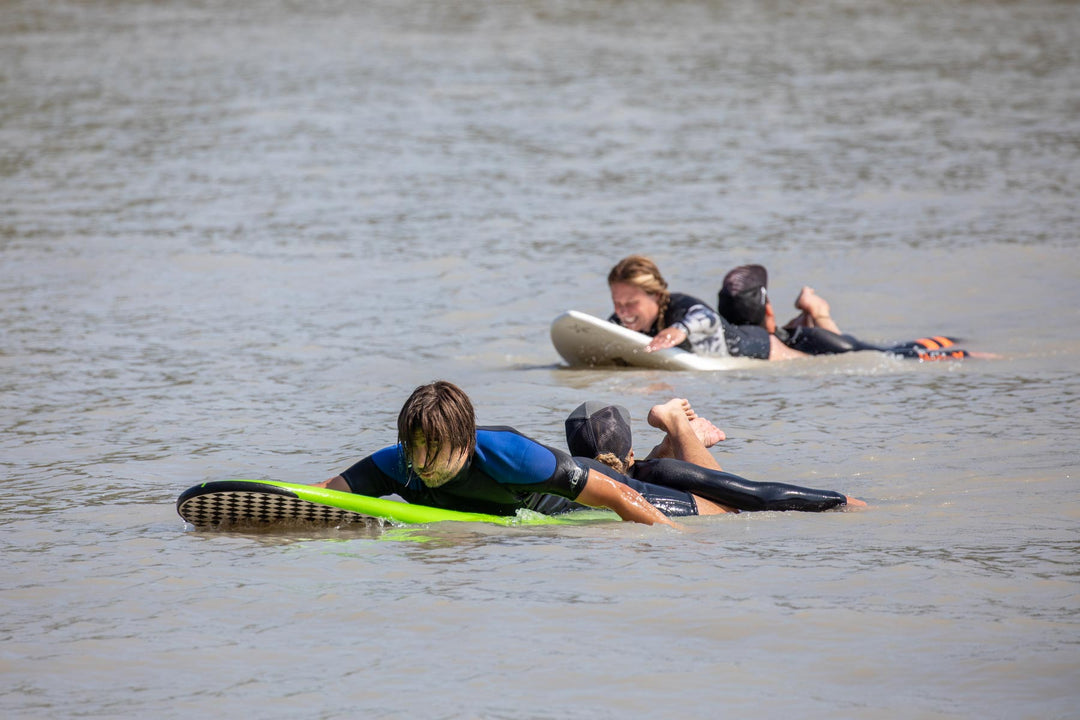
2 0 1079 718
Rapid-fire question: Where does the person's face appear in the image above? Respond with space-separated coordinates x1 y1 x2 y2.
610 282 660 332
409 432 468 488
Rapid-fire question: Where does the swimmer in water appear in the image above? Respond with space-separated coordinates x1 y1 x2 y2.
316 381 746 526
565 397 867 512
718 264 978 360
606 254 800 361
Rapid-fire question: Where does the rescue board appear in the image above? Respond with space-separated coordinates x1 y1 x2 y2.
177 479 612 528
550 310 741 371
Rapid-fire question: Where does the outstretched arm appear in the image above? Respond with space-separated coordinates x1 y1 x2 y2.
314 475 350 492
576 469 679 527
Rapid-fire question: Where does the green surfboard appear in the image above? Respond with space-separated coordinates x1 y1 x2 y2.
177 479 613 528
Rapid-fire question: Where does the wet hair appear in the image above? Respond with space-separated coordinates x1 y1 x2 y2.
717 264 769 326
397 381 476 468
607 255 671 334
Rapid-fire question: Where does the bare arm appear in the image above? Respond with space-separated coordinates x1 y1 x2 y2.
314 475 350 491
576 469 678 527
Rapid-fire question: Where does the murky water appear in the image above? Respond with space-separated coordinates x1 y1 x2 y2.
2 1 1078 718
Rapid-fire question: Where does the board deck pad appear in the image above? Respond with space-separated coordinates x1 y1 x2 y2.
177 482 376 527
177 479 612 529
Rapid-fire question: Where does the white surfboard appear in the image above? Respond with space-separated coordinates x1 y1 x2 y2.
550 310 741 371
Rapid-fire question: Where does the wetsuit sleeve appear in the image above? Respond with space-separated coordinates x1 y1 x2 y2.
670 303 720 342
339 446 410 497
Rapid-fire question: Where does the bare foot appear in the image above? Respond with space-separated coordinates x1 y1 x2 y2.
794 286 840 333
690 417 725 447
794 286 827 314
647 398 692 430
844 496 868 507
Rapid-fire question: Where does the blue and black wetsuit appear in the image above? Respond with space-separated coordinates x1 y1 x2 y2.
609 292 771 359
340 426 700 517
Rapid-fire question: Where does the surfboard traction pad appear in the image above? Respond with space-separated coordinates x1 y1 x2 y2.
177 481 381 528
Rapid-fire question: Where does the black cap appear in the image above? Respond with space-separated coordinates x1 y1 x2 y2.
565 401 633 460
718 264 769 326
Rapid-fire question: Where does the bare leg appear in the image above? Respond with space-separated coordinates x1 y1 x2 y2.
645 398 724 471
694 495 739 515
789 286 842 334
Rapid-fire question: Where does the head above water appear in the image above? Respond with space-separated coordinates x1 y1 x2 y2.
717 264 769 327
397 380 476 486
608 255 671 334
565 401 634 473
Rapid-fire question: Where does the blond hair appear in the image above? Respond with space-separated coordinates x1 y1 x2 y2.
594 451 629 475
607 255 671 334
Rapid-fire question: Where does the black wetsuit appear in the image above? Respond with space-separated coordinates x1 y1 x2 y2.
626 457 848 512
340 426 700 517
609 292 771 359
777 326 971 360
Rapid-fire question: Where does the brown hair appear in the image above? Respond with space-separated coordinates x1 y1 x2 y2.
397 381 476 467
607 255 671 334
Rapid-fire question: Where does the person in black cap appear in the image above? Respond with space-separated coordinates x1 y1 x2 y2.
566 399 724 474
317 380 739 525
717 264 978 359
718 264 843 345
565 398 866 512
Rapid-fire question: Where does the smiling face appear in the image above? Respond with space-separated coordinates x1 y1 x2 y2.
408 432 469 488
610 281 661 332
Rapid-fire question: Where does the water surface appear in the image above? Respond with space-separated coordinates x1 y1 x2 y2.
1 1 1078 718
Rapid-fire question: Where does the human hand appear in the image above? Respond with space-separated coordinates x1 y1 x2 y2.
644 326 687 352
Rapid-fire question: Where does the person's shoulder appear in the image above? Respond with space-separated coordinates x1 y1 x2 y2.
475 426 540 453
477 425 527 440
669 291 705 306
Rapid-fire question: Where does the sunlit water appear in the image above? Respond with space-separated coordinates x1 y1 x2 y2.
2 1 1078 718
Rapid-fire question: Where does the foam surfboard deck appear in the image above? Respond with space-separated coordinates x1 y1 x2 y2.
177 479 607 528
550 310 739 371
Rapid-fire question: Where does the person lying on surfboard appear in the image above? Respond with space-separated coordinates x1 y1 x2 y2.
564 398 867 512
315 380 748 527
606 254 797 361
717 264 978 361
